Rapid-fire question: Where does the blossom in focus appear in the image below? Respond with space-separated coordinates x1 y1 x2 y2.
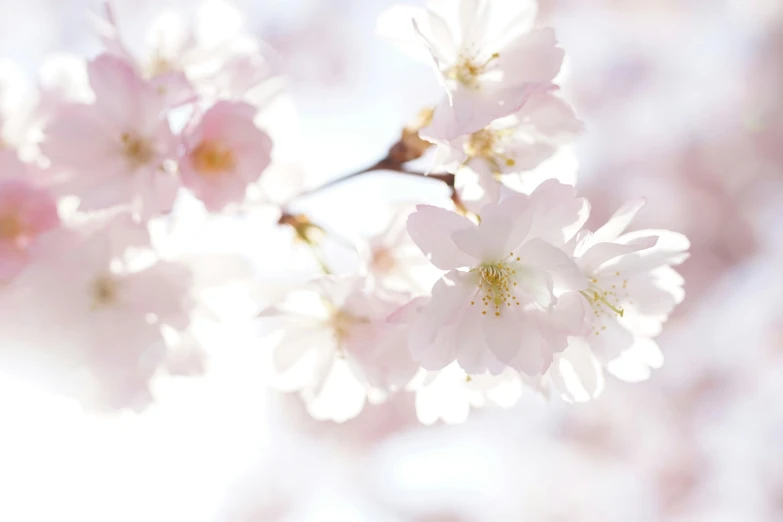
41 54 180 219
260 276 417 422
0 212 193 410
0 152 59 280
179 101 272 211
405 180 589 375
384 0 564 139
426 90 583 210
547 200 690 401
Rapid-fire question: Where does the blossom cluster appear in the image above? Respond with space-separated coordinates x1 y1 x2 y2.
0 0 276 409
260 0 689 422
0 0 688 423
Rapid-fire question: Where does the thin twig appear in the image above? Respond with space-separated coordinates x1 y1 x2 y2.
285 157 400 202
395 167 455 187
285 159 455 206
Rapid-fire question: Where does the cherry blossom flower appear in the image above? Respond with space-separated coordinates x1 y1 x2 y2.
405 180 589 375
362 206 441 294
41 54 180 219
260 276 417 422
387 0 565 139
546 200 690 401
0 152 59 281
426 90 583 210
179 101 272 211
0 212 194 410
93 0 278 106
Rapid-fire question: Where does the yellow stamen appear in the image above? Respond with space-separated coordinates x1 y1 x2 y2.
446 52 500 89
191 140 236 176
91 275 119 309
121 132 155 168
0 213 23 241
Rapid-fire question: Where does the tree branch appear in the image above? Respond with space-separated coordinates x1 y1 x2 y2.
280 125 462 214
284 154 455 205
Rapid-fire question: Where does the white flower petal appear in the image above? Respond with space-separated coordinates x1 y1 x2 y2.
407 205 478 270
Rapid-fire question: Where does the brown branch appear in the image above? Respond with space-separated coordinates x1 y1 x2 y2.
284 160 455 205
281 118 463 213
395 168 455 187
286 156 405 202
283 132 455 205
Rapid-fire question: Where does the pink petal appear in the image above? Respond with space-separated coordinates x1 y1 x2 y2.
513 267 554 309
454 167 501 215
180 101 273 212
457 0 489 49
437 82 551 139
407 205 478 270
453 308 494 374
500 27 564 85
544 291 588 339
551 339 604 402
41 104 116 172
346 323 417 390
526 179 590 246
591 199 646 244
504 315 549 375
88 54 157 130
409 271 475 369
0 150 26 180
586 315 635 364
518 238 587 292
0 244 27 280
272 324 331 374
519 91 584 139
580 236 658 275
482 308 522 364
599 230 690 277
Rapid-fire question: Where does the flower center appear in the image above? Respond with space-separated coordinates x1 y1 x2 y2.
371 247 396 274
331 309 354 343
121 132 156 168
191 140 236 177
580 272 630 335
91 274 120 309
0 212 23 242
327 307 370 357
463 128 516 172
147 55 173 78
465 129 496 157
447 52 500 90
471 253 522 317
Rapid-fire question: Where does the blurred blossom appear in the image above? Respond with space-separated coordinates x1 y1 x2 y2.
259 275 417 422
0 151 60 280
179 100 273 211
363 204 441 294
41 53 181 218
0 211 194 409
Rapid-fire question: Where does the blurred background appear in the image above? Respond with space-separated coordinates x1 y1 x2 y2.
0 0 782 520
